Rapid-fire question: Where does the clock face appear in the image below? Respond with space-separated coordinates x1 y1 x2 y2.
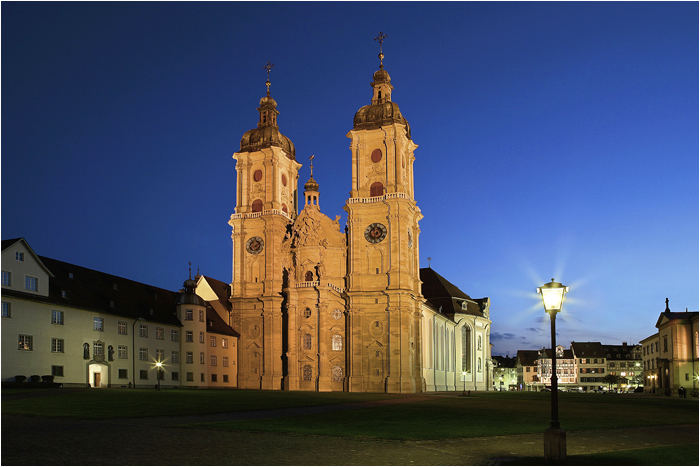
364 223 387 244
246 236 264 254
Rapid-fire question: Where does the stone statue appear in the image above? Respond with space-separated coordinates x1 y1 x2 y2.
83 343 89 360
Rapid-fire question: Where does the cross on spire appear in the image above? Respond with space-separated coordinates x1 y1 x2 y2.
427 256 432 268
264 61 274 96
309 154 315 177
374 32 387 68
188 261 192 280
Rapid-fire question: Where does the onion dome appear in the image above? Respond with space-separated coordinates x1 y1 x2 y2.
304 175 319 192
178 263 206 306
239 64 296 160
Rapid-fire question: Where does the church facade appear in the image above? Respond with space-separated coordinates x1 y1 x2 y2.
227 51 492 393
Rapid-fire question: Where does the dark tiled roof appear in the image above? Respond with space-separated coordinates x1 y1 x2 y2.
493 356 517 368
2 238 22 250
517 350 539 366
570 342 604 358
602 344 640 360
202 275 232 312
539 348 574 359
33 255 181 326
206 307 239 337
420 268 486 318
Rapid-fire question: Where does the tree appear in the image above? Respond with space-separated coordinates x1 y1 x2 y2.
602 374 621 391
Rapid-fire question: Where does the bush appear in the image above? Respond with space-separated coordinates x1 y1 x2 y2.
14 375 27 384
41 375 54 384
29 375 41 383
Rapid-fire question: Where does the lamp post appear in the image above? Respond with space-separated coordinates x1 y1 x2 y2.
537 278 569 462
155 361 163 391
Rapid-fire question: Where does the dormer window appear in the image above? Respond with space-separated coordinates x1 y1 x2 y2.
68 272 74 279
16 252 24 262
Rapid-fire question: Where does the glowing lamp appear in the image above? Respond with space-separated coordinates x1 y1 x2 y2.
537 279 569 314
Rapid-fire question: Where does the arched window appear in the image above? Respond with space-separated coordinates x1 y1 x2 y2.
462 326 470 372
370 182 384 197
303 365 312 381
478 357 482 372
281 204 288 215
461 301 468 311
304 271 314 282
303 334 312 350
332 335 343 351
251 199 263 212
477 335 482 350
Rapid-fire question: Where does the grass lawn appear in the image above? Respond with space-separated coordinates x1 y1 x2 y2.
200 391 699 440
503 443 700 465
0 388 399 419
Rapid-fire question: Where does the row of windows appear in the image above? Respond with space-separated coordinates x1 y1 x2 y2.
209 336 230 348
643 342 659 355
1 271 39 291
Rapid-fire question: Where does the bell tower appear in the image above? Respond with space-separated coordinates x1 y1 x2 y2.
344 34 424 393
229 63 302 390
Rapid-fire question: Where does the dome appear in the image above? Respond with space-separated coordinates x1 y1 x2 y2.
353 101 412 138
304 175 319 192
259 95 277 107
372 68 391 84
177 278 206 306
240 126 296 160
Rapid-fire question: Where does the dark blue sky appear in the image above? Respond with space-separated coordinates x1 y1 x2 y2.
3 2 697 356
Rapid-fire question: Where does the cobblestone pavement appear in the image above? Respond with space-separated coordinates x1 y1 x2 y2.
2 397 698 465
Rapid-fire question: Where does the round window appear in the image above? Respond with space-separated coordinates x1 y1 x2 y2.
253 170 263 182
371 149 382 163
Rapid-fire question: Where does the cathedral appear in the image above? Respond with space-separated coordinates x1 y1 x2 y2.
225 43 491 393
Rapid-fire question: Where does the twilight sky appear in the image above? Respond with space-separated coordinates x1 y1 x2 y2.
2 2 697 356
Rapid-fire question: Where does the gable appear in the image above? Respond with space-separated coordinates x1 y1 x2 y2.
1 238 52 297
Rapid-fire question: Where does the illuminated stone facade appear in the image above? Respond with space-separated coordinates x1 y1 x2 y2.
228 57 490 393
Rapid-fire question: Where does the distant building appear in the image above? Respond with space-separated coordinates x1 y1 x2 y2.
642 299 698 396
492 355 517 391
603 342 643 390
1 238 238 388
516 350 540 391
537 345 577 390
570 342 607 391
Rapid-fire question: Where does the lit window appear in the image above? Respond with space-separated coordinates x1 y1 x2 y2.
172 351 179 364
210 355 217 366
51 310 64 325
51 338 64 353
25 276 38 292
171 330 178 342
186 352 193 364
156 328 164 340
332 335 343 351
222 338 228 349
139 348 148 361
2 302 11 318
185 310 193 321
93 342 104 358
93 317 104 332
18 335 33 351
118 321 127 335
139 324 148 338
223 357 229 367
2 271 11 286
118 345 128 359
185 331 193 342
210 336 216 347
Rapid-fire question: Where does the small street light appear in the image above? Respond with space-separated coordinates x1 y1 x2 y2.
537 278 569 462
155 361 163 391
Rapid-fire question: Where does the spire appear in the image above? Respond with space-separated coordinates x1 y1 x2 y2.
304 154 320 207
374 32 387 69
370 32 393 105
264 61 273 97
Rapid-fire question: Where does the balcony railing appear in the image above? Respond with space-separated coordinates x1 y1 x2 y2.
347 192 411 205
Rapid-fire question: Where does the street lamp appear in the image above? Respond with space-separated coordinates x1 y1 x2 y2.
155 361 163 391
537 278 569 462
